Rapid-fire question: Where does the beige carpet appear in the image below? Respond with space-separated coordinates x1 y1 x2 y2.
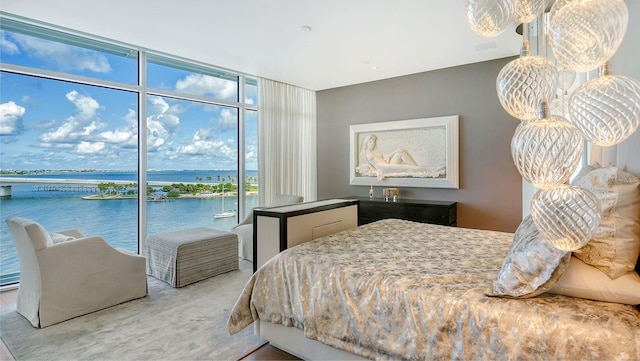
0 259 266 361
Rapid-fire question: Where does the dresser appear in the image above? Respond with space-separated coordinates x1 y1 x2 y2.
353 197 457 226
253 199 359 271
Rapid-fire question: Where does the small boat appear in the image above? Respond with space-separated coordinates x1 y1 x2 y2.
213 184 236 219
214 210 236 219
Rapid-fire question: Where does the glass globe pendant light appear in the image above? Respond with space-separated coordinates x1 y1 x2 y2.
558 68 576 91
497 40 558 121
464 0 515 38
512 0 544 25
568 63 640 146
550 92 569 118
511 102 583 189
550 68 575 119
530 185 601 252
548 0 629 72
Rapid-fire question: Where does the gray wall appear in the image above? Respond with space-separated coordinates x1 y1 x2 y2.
317 57 523 232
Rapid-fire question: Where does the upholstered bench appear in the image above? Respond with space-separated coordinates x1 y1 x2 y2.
143 227 238 288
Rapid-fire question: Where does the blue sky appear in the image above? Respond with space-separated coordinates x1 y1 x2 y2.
0 29 258 171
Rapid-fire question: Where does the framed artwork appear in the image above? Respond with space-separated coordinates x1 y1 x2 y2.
349 115 459 189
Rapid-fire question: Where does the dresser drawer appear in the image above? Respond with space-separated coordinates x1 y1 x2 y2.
355 198 456 226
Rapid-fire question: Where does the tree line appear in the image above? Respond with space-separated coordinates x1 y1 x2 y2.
97 179 258 198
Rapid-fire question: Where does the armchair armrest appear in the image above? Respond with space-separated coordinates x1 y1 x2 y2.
233 207 257 230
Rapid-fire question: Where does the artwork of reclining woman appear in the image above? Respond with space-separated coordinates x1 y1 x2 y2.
349 116 459 189
356 134 446 180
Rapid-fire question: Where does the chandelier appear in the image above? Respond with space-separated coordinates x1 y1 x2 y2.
465 0 638 251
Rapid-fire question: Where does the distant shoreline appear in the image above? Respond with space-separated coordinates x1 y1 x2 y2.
82 192 259 200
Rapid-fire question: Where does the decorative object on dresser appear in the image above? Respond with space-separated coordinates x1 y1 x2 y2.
381 187 399 202
252 199 358 271
353 197 457 226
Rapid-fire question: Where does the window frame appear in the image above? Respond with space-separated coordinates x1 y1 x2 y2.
0 15 259 287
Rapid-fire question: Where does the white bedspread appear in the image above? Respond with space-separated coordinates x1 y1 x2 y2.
228 219 640 360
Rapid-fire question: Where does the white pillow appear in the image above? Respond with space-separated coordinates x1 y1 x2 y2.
571 164 640 279
548 256 640 305
49 232 75 244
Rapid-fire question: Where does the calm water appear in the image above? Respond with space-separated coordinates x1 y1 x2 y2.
0 170 259 284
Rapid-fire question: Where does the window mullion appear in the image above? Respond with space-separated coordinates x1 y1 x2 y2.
138 51 148 254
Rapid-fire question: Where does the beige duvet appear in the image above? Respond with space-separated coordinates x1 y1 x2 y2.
229 219 640 360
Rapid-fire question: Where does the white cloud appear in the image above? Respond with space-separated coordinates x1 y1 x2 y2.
175 74 237 100
124 108 137 125
66 90 100 121
146 96 182 152
80 121 101 136
177 129 222 155
10 33 111 73
0 32 20 55
99 129 135 144
39 121 76 143
175 128 236 165
34 142 75 149
98 110 138 148
39 91 104 143
0 101 26 136
76 141 105 154
147 118 169 151
219 108 237 127
148 95 170 115
29 120 56 130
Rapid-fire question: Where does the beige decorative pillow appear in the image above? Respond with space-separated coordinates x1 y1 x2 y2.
488 215 571 298
49 232 76 244
571 164 640 279
548 256 640 305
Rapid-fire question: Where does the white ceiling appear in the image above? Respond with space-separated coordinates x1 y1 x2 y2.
0 0 523 91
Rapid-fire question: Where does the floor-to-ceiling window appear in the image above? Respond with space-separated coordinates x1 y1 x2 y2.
0 17 258 287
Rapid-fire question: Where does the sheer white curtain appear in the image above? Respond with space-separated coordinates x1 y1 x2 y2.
258 78 317 206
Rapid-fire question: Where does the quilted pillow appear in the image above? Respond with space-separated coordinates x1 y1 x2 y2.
571 164 640 279
488 215 571 298
548 256 640 305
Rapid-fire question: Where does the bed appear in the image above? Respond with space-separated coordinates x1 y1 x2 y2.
228 143 640 360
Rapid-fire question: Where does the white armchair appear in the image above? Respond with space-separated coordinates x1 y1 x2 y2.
232 194 303 261
6 217 148 328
